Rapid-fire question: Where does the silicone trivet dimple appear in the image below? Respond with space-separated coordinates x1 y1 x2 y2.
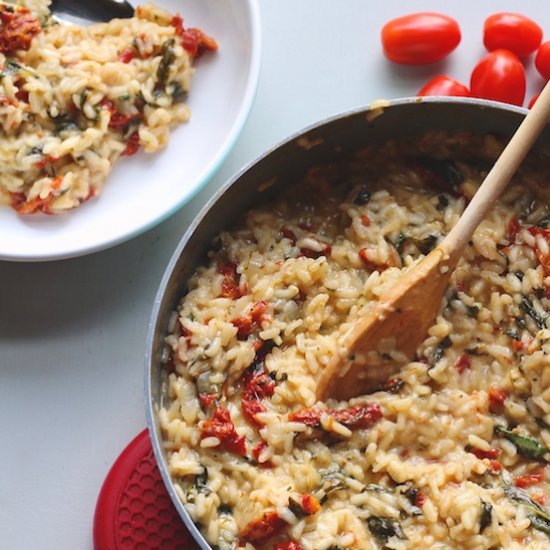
93 429 200 550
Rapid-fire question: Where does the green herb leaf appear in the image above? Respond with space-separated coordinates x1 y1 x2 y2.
431 335 452 364
353 186 371 205
288 496 306 518
535 214 550 229
157 38 176 88
314 468 348 504
479 500 492 533
504 485 546 513
519 297 548 330
529 513 550 534
495 426 548 459
366 516 406 545
504 485 550 535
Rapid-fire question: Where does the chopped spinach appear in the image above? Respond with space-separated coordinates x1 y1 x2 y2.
504 485 546 512
495 426 548 460
535 214 550 229
466 304 480 318
353 186 371 205
480 500 493 533
393 233 438 256
415 235 438 255
288 496 307 518
529 513 550 534
519 297 548 330
431 335 452 364
54 118 81 135
365 484 392 495
393 232 407 255
402 484 423 516
436 194 449 211
0 60 22 77
157 38 176 88
504 485 550 535
505 327 520 340
366 516 406 545
218 503 232 515
169 81 188 102
193 469 211 495
314 468 348 504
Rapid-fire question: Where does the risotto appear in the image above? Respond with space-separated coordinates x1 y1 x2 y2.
159 132 550 549
0 0 216 214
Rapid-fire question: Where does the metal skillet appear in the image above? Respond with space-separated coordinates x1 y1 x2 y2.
144 98 550 549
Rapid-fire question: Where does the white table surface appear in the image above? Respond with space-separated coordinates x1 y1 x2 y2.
2 1 549 548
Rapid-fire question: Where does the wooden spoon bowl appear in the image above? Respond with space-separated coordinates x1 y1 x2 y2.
316 82 550 401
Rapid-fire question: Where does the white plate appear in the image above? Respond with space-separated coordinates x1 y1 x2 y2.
0 0 261 262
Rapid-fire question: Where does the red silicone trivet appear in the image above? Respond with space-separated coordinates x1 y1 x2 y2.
93 429 200 550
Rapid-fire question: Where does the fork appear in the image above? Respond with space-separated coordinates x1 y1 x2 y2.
50 0 134 25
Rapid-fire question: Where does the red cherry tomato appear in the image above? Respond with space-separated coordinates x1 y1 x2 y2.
381 13 461 65
470 49 526 106
418 75 470 97
535 41 550 81
483 13 542 58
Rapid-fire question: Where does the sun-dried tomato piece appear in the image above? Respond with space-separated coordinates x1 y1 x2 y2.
241 360 275 428
360 214 371 227
34 154 59 170
200 406 246 456
122 131 141 156
453 354 472 374
289 403 382 430
515 469 545 488
198 392 217 410
119 47 137 63
467 446 501 460
281 226 297 244
219 261 243 299
171 13 217 59
508 217 521 242
299 239 332 259
180 27 218 59
414 492 426 507
0 6 40 56
488 387 507 411
300 494 321 515
251 441 273 468
239 511 287 544
13 176 62 215
330 403 383 428
232 300 268 339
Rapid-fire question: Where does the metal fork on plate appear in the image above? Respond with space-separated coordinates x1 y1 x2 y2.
50 0 134 25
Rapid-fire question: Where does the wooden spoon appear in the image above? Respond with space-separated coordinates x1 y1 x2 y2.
316 84 550 401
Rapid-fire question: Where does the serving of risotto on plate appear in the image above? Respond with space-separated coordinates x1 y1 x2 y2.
158 131 550 549
0 0 216 214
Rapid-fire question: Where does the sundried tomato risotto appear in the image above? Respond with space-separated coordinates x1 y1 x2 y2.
159 132 550 549
0 1 216 214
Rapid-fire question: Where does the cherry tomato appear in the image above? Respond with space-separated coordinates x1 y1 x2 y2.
418 75 470 97
470 49 526 106
535 41 550 81
483 13 542 58
381 13 461 65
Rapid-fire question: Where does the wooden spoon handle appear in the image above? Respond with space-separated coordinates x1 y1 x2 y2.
441 82 550 264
